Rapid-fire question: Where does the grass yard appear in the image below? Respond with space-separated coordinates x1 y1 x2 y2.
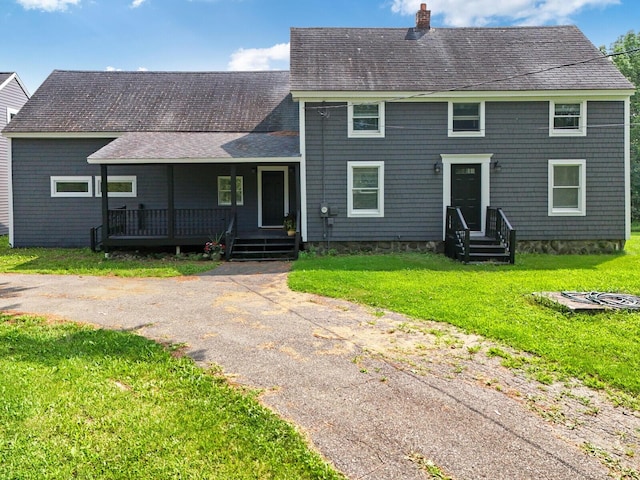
289 236 640 402
0 314 343 480
0 237 216 277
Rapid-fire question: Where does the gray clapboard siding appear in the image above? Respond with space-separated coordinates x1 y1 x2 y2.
0 77 29 235
12 138 298 247
304 100 626 242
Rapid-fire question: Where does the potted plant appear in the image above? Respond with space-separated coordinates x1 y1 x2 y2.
283 212 296 236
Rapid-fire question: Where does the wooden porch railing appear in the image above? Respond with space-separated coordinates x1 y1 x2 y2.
445 206 470 263
485 207 516 264
107 208 230 238
224 213 237 261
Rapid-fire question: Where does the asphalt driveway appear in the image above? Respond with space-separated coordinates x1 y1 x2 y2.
0 262 629 479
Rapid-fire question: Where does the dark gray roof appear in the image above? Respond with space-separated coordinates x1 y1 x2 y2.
290 26 634 92
4 70 298 134
0 73 14 86
88 132 300 163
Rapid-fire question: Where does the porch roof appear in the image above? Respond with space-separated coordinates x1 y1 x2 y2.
87 131 300 164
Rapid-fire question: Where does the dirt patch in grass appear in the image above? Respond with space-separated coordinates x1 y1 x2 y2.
309 296 640 478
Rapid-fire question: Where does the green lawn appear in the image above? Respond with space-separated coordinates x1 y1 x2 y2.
0 314 343 480
0 237 216 277
289 236 640 401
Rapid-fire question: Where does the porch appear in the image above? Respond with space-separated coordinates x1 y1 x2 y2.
87 131 302 260
91 207 301 260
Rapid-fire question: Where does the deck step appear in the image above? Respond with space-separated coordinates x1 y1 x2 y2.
230 235 297 261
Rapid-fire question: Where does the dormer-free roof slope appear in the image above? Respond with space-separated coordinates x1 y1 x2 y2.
290 25 634 93
4 70 298 134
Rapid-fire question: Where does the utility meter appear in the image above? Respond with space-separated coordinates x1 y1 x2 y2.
320 202 330 217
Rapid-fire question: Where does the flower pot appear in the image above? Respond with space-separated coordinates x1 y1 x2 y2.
287 230 296 237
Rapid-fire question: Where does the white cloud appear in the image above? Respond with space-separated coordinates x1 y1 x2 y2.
16 0 80 11
390 0 619 27
130 0 146 8
227 43 290 71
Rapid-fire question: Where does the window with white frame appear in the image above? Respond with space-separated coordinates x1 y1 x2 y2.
50 176 93 198
550 101 586 136
6 107 18 124
95 176 137 197
449 101 485 137
348 102 385 138
548 160 586 216
218 176 244 206
347 161 384 217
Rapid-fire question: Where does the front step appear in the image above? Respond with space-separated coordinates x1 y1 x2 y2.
467 236 511 263
230 236 297 261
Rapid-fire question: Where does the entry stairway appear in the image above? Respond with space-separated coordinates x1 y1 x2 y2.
228 235 298 261
445 206 516 264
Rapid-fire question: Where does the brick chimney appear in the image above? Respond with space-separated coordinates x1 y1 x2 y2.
416 3 431 30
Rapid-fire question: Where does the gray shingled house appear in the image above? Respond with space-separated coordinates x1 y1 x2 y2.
3 71 302 259
291 5 635 260
2 4 636 261
0 73 29 236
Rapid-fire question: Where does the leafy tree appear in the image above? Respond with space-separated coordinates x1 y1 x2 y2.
605 32 640 221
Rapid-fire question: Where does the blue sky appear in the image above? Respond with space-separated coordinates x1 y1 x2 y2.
2 0 638 94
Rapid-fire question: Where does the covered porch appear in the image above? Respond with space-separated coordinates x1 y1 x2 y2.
88 132 302 260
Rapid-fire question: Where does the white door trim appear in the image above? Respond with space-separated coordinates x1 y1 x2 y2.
258 166 289 228
441 154 493 239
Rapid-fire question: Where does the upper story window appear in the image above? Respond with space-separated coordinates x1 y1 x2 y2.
6 107 18 124
348 102 385 138
347 161 384 217
548 160 586 216
218 176 244 206
550 101 587 136
448 102 485 137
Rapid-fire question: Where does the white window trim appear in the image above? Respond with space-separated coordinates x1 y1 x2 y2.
217 175 244 206
448 101 485 137
94 175 137 198
51 176 93 198
6 107 18 124
549 100 587 137
347 101 385 138
440 154 492 238
548 160 586 216
347 161 385 218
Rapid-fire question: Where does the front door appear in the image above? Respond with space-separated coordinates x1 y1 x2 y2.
451 164 482 231
259 167 289 227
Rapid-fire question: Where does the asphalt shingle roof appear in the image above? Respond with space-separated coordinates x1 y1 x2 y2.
290 26 634 92
4 70 298 134
88 131 300 162
0 73 14 87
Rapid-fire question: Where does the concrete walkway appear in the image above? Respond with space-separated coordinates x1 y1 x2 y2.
0 264 619 479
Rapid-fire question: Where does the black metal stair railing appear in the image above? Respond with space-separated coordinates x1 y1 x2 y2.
485 207 516 264
445 206 470 263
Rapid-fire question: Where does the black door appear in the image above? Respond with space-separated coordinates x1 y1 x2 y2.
261 170 285 226
451 164 482 230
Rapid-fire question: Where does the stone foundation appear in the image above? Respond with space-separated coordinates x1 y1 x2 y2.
304 241 443 255
303 239 625 256
516 240 625 255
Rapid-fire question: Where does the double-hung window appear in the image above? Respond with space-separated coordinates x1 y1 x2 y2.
550 101 586 136
347 161 384 217
449 102 485 137
348 102 385 138
218 176 244 206
548 160 586 216
50 176 93 198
